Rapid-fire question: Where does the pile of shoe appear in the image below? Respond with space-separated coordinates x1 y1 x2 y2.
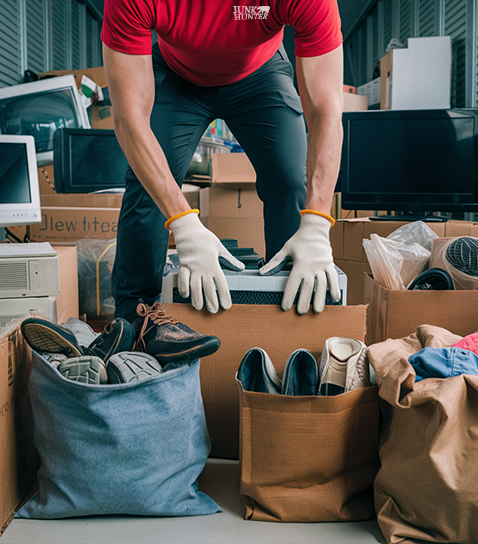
21 302 221 386
237 337 377 396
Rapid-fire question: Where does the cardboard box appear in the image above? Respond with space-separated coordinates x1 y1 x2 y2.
200 187 265 256
0 325 39 536
343 92 368 112
211 153 256 188
10 194 123 243
356 78 381 107
343 84 356 94
54 245 79 322
162 303 367 459
330 218 477 264
335 260 372 305
364 273 478 345
380 37 451 110
21 207 120 243
39 67 114 130
37 165 55 194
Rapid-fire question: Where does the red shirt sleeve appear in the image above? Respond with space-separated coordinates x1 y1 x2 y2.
276 0 342 57
101 0 156 55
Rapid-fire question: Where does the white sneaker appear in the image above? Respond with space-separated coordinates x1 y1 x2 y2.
318 337 370 396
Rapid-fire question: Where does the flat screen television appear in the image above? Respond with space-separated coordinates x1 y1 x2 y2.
340 108 478 220
0 135 41 228
0 75 90 166
53 128 128 193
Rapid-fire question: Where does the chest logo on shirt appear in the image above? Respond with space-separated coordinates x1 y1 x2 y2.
233 6 270 20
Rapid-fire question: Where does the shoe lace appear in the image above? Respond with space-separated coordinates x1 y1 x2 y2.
134 302 178 352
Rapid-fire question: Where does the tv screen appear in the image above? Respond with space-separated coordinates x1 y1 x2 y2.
53 128 129 193
0 75 90 166
0 135 41 228
340 109 478 217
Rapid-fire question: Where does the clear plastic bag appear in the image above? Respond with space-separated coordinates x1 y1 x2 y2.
77 238 116 320
363 222 439 290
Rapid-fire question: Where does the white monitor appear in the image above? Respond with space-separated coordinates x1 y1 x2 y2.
0 75 90 166
0 135 42 228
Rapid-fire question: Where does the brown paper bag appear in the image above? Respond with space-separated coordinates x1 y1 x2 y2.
368 325 478 544
237 381 380 522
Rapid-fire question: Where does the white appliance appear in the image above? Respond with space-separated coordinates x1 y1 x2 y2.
161 266 347 306
0 296 57 333
0 242 60 299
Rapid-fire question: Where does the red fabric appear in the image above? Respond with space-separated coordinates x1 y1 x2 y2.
452 333 478 356
101 0 342 87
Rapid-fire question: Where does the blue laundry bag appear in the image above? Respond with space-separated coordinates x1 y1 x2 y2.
16 352 220 519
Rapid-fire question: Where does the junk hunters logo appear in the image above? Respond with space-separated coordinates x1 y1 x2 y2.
233 6 270 19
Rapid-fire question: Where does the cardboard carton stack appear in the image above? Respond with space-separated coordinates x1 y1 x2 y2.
330 217 478 306
199 153 265 257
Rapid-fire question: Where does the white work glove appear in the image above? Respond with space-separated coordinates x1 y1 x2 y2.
259 213 340 314
169 211 245 313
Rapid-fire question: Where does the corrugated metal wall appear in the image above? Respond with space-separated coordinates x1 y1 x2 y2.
0 0 102 89
343 0 477 108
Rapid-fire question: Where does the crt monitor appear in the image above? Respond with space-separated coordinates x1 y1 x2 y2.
0 135 42 228
0 75 90 166
340 108 478 219
53 128 129 193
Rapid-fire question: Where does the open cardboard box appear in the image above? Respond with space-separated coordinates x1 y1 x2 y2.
364 273 478 345
162 303 367 459
0 325 39 536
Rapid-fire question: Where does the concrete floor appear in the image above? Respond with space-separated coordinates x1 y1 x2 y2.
2 459 386 544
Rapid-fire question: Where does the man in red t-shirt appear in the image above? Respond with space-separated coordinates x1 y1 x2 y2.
101 0 343 360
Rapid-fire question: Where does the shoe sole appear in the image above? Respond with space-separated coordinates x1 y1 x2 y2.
21 322 83 358
151 337 221 364
107 352 163 384
58 357 102 385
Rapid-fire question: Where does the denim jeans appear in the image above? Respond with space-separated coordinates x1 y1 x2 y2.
112 44 307 321
409 346 478 381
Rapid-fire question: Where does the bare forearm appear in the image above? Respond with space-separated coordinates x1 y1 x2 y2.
114 116 190 218
305 113 343 213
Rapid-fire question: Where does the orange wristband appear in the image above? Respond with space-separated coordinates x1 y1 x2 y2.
300 209 335 226
164 209 199 230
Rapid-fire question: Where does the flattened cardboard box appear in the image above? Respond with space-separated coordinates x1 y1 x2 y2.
162 303 367 460
364 273 478 345
0 326 39 536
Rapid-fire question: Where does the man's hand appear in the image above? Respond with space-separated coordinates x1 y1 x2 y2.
169 211 245 313
259 213 340 314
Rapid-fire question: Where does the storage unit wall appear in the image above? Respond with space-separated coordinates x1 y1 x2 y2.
342 0 477 109
0 0 103 89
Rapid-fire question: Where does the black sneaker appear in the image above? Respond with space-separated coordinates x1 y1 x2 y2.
21 318 83 358
132 302 220 363
107 352 163 384
84 318 136 363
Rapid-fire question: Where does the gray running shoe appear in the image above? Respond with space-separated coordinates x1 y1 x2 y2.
281 349 318 396
57 356 107 385
21 318 83 358
106 352 163 384
237 347 281 394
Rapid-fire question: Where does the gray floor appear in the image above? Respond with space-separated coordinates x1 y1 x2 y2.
2 460 385 544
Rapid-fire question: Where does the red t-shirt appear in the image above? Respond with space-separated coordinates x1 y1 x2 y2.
101 0 342 87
